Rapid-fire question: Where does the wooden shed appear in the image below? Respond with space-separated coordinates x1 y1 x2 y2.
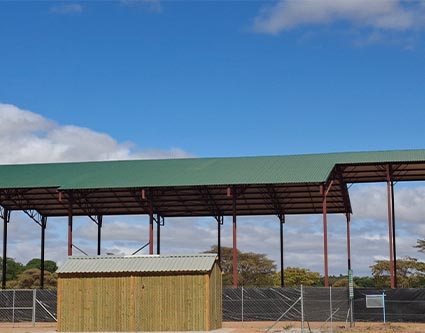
57 254 222 332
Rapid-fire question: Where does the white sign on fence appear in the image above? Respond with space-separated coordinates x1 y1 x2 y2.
366 293 386 323
366 294 384 308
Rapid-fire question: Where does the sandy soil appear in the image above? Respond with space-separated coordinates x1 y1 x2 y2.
1 321 425 333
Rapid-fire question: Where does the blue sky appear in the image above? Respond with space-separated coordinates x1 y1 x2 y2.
2 0 425 156
1 0 425 277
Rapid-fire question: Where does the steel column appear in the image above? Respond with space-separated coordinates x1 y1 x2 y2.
279 215 285 287
391 180 397 288
321 181 333 288
2 208 9 289
323 191 329 287
386 165 395 288
232 188 238 288
40 216 47 289
149 205 154 255
97 215 103 256
346 213 351 271
67 200 73 256
217 217 221 265
156 214 161 255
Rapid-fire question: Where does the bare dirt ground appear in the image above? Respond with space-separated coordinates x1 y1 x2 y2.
1 321 425 333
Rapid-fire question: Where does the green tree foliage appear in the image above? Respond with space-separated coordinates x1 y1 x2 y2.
370 257 425 288
0 257 24 280
0 257 58 288
415 239 425 253
25 258 58 273
274 267 321 287
329 275 374 287
353 276 375 287
7 268 57 289
205 246 276 287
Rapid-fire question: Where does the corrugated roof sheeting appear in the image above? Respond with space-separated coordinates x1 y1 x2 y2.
1 149 425 190
0 154 334 189
57 254 218 274
1 149 425 216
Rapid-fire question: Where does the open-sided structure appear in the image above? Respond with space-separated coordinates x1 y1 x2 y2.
1 149 425 289
57 254 222 332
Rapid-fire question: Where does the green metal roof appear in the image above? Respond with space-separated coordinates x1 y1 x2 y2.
1 149 425 217
0 155 330 189
1 149 425 190
57 254 218 274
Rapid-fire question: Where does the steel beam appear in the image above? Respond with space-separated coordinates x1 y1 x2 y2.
1 207 10 289
386 165 395 288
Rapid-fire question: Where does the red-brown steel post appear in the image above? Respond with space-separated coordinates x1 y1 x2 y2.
232 187 238 288
391 181 397 288
156 214 161 255
149 204 154 255
321 181 333 287
217 217 222 265
346 213 351 271
67 197 73 256
386 165 395 288
322 184 329 287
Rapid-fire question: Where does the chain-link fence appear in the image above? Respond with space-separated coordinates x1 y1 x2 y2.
1 287 425 330
223 286 351 331
0 289 56 326
354 288 425 322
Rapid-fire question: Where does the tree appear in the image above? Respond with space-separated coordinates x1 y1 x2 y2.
0 257 24 281
273 267 321 287
414 239 425 253
7 268 57 289
370 257 425 288
25 258 58 273
205 246 276 287
353 276 375 287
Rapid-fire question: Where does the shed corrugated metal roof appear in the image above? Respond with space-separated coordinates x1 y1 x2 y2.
57 254 218 274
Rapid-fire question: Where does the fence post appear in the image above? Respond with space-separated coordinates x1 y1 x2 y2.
32 289 36 327
329 286 333 333
12 290 15 325
300 285 304 333
241 286 244 327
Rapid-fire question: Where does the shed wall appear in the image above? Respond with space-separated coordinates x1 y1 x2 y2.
134 273 207 331
58 265 222 332
58 275 131 332
209 262 223 330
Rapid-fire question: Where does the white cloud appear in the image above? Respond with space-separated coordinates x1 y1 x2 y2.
0 103 192 164
253 0 425 35
350 184 425 223
50 3 83 15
